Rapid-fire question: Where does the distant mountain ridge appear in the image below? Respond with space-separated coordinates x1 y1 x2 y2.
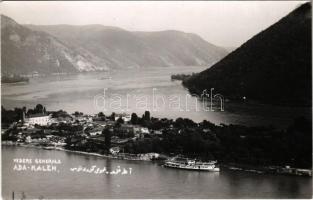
1 14 229 75
25 24 228 69
183 2 312 106
1 15 108 75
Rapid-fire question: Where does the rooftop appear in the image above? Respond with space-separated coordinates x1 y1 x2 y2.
27 113 50 118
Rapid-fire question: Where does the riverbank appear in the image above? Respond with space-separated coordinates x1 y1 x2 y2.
221 163 312 177
1 141 168 162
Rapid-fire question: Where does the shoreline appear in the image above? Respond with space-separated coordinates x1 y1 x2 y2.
2 141 312 177
1 141 165 162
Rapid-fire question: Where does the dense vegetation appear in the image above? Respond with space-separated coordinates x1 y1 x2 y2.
1 106 24 127
183 3 312 106
1 75 29 83
124 115 312 168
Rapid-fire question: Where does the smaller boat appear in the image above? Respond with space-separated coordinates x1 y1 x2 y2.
43 146 55 150
98 76 112 80
164 156 220 172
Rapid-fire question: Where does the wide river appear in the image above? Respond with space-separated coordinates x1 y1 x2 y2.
1 66 311 128
2 146 312 199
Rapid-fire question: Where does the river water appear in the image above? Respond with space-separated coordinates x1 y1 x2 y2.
2 146 312 199
1 66 311 128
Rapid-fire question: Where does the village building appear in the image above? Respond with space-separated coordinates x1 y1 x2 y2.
115 113 131 123
88 127 103 136
109 147 120 155
140 127 150 134
24 113 51 126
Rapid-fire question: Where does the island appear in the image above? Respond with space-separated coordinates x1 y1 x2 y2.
1 104 312 177
171 73 195 81
1 75 29 83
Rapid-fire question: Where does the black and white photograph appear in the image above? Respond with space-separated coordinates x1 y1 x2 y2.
1 1 312 199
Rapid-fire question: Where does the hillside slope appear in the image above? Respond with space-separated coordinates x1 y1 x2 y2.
1 15 109 75
183 3 312 106
25 24 228 69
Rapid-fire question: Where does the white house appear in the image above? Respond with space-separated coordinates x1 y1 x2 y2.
115 113 131 123
25 136 32 143
110 147 120 155
140 127 150 134
88 127 103 136
25 113 51 126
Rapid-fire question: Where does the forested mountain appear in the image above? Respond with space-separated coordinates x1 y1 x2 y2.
183 3 311 106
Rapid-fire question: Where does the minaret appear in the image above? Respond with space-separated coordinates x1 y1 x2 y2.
22 111 25 123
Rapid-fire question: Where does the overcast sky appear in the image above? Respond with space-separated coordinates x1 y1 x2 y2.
1 1 308 47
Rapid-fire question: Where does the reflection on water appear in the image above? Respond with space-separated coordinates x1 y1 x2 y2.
1 66 311 128
2 146 312 199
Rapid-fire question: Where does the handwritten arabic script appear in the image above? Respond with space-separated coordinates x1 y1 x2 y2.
70 165 132 175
